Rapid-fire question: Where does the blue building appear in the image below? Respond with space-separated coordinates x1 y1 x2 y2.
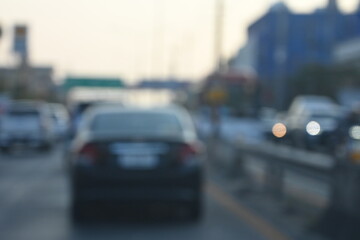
241 0 360 109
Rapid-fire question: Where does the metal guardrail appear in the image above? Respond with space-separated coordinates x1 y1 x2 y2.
210 138 360 219
237 142 335 171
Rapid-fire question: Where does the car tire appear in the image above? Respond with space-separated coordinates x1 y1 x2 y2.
189 198 202 222
70 183 85 223
71 201 86 223
70 187 88 223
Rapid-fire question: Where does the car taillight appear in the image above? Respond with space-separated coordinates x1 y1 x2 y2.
178 142 203 165
77 143 100 166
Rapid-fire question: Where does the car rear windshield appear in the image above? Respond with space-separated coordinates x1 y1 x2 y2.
90 112 183 137
7 110 40 117
1 110 41 131
311 113 339 120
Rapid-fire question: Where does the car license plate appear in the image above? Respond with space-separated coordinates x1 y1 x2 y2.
118 155 158 169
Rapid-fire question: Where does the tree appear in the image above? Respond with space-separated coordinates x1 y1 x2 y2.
290 64 360 101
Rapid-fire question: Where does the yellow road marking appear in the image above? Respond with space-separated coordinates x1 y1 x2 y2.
207 182 291 240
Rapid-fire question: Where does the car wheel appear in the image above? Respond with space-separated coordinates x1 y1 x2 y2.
189 199 202 222
71 201 86 223
70 189 89 223
70 184 86 222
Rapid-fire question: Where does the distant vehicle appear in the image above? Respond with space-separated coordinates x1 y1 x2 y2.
68 106 204 221
337 125 360 165
335 106 360 163
48 103 70 140
0 94 11 116
68 101 99 138
68 100 124 138
258 107 279 141
285 95 341 150
0 101 54 152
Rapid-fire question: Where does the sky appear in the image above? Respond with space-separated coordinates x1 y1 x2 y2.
0 0 358 84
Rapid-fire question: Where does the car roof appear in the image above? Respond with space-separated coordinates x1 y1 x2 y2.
293 95 335 105
77 105 197 141
49 103 65 108
90 105 186 116
289 95 339 113
84 105 193 130
9 100 45 110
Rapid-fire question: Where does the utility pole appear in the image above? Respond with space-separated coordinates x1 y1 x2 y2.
13 25 29 99
0 23 2 42
168 44 178 79
0 23 3 93
209 0 226 139
214 0 225 73
274 6 288 110
151 0 165 79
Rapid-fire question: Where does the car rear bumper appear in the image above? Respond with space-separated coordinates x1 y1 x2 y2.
0 131 55 147
305 131 337 144
71 167 203 203
0 137 51 148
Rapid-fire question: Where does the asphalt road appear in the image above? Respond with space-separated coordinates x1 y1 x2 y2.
0 145 292 240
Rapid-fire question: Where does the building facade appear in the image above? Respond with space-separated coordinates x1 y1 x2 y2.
0 65 54 99
237 0 360 109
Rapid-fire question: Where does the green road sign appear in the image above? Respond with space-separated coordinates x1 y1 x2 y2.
63 77 125 91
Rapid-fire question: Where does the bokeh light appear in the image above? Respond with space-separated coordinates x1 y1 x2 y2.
350 126 360 140
306 121 321 136
272 123 287 138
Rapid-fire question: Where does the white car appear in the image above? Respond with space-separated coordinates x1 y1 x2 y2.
0 101 55 152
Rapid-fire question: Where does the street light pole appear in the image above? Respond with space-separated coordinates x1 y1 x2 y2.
214 0 224 73
210 0 226 139
151 0 165 79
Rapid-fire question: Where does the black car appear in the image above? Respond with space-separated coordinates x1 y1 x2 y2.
68 106 204 221
284 95 341 150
